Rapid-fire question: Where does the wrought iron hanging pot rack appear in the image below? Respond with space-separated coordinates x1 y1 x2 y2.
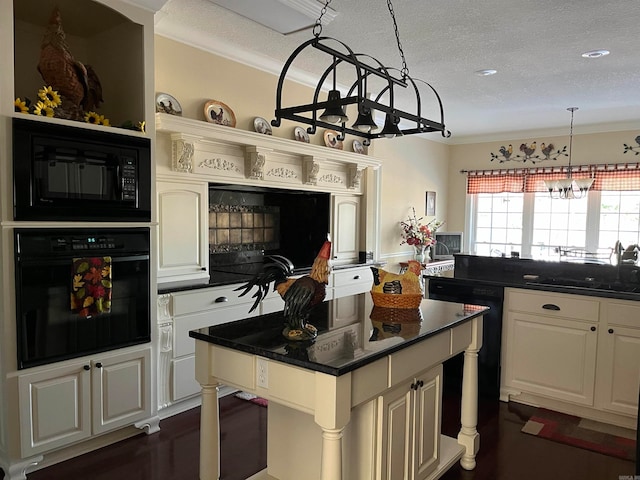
271 0 451 144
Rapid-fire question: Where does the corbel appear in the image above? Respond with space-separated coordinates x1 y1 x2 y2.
170 133 199 173
303 155 322 185
348 163 365 189
244 146 272 180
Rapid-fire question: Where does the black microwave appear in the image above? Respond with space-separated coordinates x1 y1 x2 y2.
12 118 151 222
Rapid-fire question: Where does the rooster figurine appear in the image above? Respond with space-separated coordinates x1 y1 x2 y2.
235 241 332 341
37 7 103 120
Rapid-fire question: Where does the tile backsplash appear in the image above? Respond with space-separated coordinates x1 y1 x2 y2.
209 203 280 253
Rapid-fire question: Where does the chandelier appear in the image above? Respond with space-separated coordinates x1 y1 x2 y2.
271 0 451 144
544 107 594 199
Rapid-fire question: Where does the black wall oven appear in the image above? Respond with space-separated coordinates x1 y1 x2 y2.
14 228 151 369
12 118 151 222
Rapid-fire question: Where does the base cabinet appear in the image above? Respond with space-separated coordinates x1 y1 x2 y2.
502 288 640 426
378 365 442 480
503 310 598 406
18 347 151 457
597 301 640 416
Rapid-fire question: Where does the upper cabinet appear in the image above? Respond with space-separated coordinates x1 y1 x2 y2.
7 0 154 134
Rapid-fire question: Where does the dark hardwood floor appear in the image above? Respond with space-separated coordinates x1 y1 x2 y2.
15 391 635 480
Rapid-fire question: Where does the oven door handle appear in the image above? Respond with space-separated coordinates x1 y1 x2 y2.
17 254 150 267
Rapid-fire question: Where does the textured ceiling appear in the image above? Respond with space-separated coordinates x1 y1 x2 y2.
154 0 640 143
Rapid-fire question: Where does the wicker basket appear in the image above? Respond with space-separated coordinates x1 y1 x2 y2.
370 291 423 309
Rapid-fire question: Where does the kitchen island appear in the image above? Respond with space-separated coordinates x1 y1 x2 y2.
190 293 487 480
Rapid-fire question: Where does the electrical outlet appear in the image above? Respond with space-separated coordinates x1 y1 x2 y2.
256 358 268 388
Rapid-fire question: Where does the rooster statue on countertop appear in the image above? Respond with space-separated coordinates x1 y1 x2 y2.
234 241 332 341
37 7 103 121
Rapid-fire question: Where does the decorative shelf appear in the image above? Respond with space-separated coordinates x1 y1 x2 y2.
155 113 382 193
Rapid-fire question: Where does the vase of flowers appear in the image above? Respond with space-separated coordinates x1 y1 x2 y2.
400 207 443 263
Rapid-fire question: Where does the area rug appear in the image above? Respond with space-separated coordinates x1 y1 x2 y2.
234 391 268 407
521 408 636 462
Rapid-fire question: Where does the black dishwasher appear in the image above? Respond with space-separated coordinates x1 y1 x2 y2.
428 277 504 399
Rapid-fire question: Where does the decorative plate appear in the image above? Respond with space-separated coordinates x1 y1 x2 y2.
294 126 310 143
253 117 272 135
353 140 365 154
204 100 236 127
323 129 343 150
156 92 182 115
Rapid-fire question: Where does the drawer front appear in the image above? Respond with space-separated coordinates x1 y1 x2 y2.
389 330 450 385
605 300 640 328
172 285 249 316
507 288 599 321
174 305 257 357
333 267 373 288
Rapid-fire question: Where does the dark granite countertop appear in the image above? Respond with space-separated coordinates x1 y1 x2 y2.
425 254 640 302
189 293 487 376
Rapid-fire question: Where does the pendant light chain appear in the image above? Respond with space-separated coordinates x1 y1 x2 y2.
313 0 332 38
567 107 577 179
387 0 409 79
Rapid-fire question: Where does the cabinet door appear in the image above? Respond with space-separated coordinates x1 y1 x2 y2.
503 311 598 406
412 365 442 480
18 363 91 456
598 325 640 416
157 181 209 283
377 380 413 480
92 348 151 434
332 195 361 264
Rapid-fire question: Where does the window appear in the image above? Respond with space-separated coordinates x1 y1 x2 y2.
466 164 640 261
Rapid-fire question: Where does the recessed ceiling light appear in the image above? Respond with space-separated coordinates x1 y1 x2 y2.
475 69 497 76
581 49 610 59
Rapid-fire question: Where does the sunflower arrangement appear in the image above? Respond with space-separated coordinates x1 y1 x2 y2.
84 111 111 126
14 85 62 117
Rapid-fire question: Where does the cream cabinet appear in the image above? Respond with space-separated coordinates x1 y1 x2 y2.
157 180 209 285
377 365 442 480
158 285 264 407
332 195 361 264
18 347 151 457
596 300 640 416
502 288 639 427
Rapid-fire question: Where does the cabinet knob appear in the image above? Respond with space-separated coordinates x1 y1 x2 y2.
410 382 417 390
608 328 614 334
590 326 596 332
417 380 424 388
353 275 360 280
542 303 561 311
201 267 207 271
95 362 103 368
215 296 228 303
83 365 91 371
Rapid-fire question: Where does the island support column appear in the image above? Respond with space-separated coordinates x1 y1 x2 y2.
314 372 352 480
194 341 221 480
458 316 482 470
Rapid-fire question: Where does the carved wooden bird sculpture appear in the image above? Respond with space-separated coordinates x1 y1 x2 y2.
37 7 103 120
235 241 332 341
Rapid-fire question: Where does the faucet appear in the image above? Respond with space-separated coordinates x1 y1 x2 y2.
614 240 624 266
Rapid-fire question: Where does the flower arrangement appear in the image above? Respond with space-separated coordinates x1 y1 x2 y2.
400 207 444 248
15 85 62 117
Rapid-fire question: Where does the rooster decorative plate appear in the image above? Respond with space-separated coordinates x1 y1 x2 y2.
352 140 365 154
293 126 310 143
204 100 236 127
253 117 272 135
156 92 182 115
323 129 343 150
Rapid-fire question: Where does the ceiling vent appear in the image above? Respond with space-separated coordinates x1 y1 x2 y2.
208 0 338 35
